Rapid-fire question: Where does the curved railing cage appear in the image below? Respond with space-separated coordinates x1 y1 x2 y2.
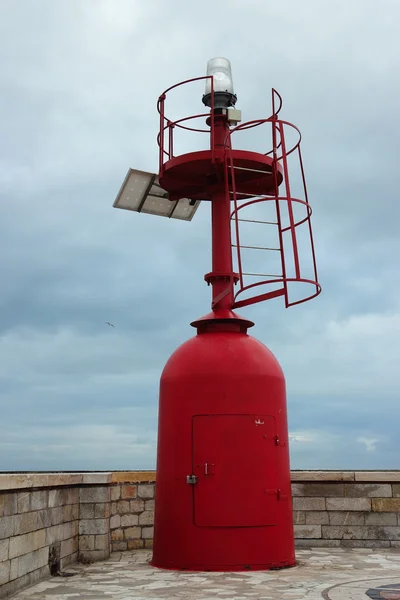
158 80 321 309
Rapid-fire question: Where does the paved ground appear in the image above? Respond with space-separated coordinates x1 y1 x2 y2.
13 549 400 600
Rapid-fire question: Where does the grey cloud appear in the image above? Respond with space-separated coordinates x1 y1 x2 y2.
0 0 399 470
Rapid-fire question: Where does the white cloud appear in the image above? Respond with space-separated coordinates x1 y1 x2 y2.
357 437 379 453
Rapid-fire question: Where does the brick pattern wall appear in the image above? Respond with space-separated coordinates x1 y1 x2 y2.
0 486 79 599
109 483 154 552
78 486 111 561
1 471 400 599
292 480 400 548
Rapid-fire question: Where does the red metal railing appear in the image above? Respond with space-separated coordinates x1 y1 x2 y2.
228 89 320 308
157 82 321 310
157 76 216 177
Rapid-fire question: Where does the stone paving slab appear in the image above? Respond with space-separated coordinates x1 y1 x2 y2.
11 548 400 600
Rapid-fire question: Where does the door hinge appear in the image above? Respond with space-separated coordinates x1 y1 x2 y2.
265 488 288 500
186 474 197 485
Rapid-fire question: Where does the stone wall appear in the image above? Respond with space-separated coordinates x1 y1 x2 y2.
109 479 154 552
291 471 400 548
0 473 82 599
1 470 399 598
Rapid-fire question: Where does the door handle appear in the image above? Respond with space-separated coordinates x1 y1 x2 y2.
204 463 215 475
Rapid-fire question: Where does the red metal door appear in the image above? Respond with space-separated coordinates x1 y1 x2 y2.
192 414 278 527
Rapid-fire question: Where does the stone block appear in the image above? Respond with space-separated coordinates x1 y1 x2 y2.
326 498 371 511
80 503 95 519
79 535 95 551
79 518 108 535
141 526 154 539
50 505 74 525
341 540 391 548
80 486 109 503
391 541 400 548
329 511 366 525
117 500 130 514
9 529 46 559
45 524 64 545
82 473 112 485
1 565 50 599
65 521 78 539
111 471 156 484
291 483 344 497
145 499 155 511
37 508 52 529
144 540 153 549
322 526 379 540
66 489 79 505
121 485 137 499
111 529 123 542
0 475 34 492
0 560 11 585
48 489 62 508
79 548 109 561
128 540 144 549
14 512 39 536
111 486 121 501
344 483 392 498
291 471 355 482
294 525 322 539
95 503 110 518
16 492 31 513
130 499 145 513
372 498 400 512
124 527 141 540
0 516 14 539
292 497 326 511
60 537 78 558
72 503 79 520
378 527 400 540
393 484 400 497
110 515 121 530
354 471 400 482
293 511 306 525
139 511 154 525
121 514 139 527
30 491 48 511
0 493 17 516
112 541 127 551
295 539 341 548
95 534 110 551
365 512 398 526
10 547 48 580
305 511 329 525
111 502 118 515
138 485 154 499
0 539 9 561
50 489 69 507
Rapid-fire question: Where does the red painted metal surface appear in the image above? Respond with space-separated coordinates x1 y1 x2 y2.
152 316 295 571
151 75 319 571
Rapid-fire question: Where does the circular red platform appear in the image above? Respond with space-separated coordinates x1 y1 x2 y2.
160 149 283 200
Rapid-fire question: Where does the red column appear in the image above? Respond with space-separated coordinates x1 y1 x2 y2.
207 114 235 310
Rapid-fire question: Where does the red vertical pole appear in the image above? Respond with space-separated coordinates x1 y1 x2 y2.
208 114 234 310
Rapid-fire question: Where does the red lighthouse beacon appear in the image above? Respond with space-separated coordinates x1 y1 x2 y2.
114 58 320 571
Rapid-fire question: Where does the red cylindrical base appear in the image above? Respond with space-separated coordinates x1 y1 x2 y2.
151 324 295 571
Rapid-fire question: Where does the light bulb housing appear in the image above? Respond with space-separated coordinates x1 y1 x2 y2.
202 57 237 109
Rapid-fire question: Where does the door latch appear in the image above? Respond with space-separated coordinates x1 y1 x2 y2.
186 474 197 485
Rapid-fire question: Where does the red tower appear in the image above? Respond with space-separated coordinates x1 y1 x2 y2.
114 58 320 571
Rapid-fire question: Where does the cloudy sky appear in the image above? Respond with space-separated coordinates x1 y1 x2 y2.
0 0 399 472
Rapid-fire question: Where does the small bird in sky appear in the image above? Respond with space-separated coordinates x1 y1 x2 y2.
106 322 115 328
